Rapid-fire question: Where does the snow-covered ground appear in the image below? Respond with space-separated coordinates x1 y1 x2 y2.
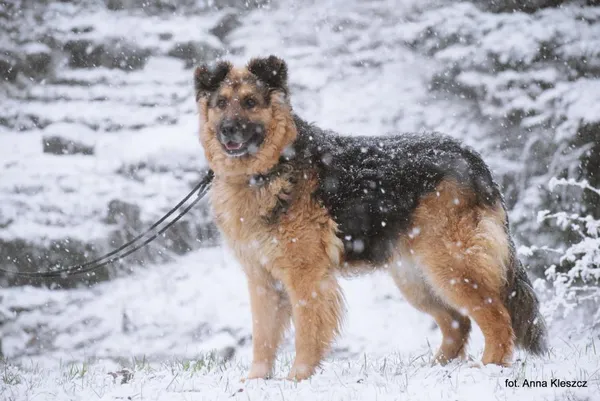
2 247 599 400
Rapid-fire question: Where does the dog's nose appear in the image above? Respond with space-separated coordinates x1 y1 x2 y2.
219 121 237 138
219 120 248 143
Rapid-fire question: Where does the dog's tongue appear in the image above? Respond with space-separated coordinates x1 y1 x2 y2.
225 141 243 150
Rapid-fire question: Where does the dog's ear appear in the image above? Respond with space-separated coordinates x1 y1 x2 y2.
247 55 288 94
194 61 232 100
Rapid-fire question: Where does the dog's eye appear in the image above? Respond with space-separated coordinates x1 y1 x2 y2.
243 97 257 109
216 97 228 109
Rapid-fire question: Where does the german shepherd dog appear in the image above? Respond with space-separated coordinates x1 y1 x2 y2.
194 56 547 381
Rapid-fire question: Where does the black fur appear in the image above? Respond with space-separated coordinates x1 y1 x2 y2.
504 243 548 354
252 163 298 224
194 61 232 100
247 56 289 96
281 115 503 265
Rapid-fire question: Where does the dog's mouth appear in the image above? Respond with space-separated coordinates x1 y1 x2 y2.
224 140 245 152
220 133 264 157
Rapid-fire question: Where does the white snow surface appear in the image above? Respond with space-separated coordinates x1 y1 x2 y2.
2 247 599 400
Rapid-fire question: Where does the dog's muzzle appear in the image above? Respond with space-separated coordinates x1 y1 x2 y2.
218 118 266 157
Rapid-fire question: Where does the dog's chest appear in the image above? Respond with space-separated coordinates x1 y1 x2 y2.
210 177 295 265
210 175 342 272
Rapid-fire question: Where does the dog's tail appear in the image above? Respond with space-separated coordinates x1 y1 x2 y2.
503 247 548 355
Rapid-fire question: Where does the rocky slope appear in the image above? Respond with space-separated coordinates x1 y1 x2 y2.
1 0 599 285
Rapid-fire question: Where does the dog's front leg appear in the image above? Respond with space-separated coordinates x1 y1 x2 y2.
244 266 292 380
280 267 344 381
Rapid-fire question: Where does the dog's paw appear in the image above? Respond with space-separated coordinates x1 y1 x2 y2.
240 375 269 383
242 363 272 382
286 364 314 382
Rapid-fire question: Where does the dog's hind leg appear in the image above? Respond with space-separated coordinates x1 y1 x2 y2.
245 266 292 380
420 256 514 366
407 180 515 366
390 255 471 365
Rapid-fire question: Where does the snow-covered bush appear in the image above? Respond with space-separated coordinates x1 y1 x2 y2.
524 178 600 323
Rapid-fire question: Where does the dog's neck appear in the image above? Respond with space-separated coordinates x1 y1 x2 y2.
210 155 294 187
248 156 292 187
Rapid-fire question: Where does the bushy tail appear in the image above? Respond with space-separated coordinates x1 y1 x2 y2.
504 251 548 355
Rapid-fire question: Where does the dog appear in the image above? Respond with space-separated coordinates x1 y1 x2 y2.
194 55 547 381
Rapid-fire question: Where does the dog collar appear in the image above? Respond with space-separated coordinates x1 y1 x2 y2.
249 157 292 187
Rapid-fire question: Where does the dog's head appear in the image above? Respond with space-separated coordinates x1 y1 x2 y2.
195 55 297 178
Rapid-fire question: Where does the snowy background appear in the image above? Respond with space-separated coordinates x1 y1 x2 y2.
1 0 599 399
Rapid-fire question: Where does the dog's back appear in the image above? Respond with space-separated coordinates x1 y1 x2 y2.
291 115 501 264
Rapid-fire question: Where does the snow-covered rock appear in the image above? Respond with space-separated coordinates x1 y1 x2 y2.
167 40 224 68
21 42 53 78
209 13 243 42
0 50 19 82
42 122 96 156
64 38 152 70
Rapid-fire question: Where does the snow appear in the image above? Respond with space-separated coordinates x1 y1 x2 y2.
2 0 600 399
0 115 204 242
47 7 224 54
3 353 599 400
22 42 51 55
2 247 599 400
0 0 508 249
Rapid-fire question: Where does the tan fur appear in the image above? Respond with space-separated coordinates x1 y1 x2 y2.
396 179 514 366
198 69 296 181
204 81 346 379
245 265 292 380
390 247 472 365
197 64 517 380
210 170 345 380
199 66 340 380
199 66 345 379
